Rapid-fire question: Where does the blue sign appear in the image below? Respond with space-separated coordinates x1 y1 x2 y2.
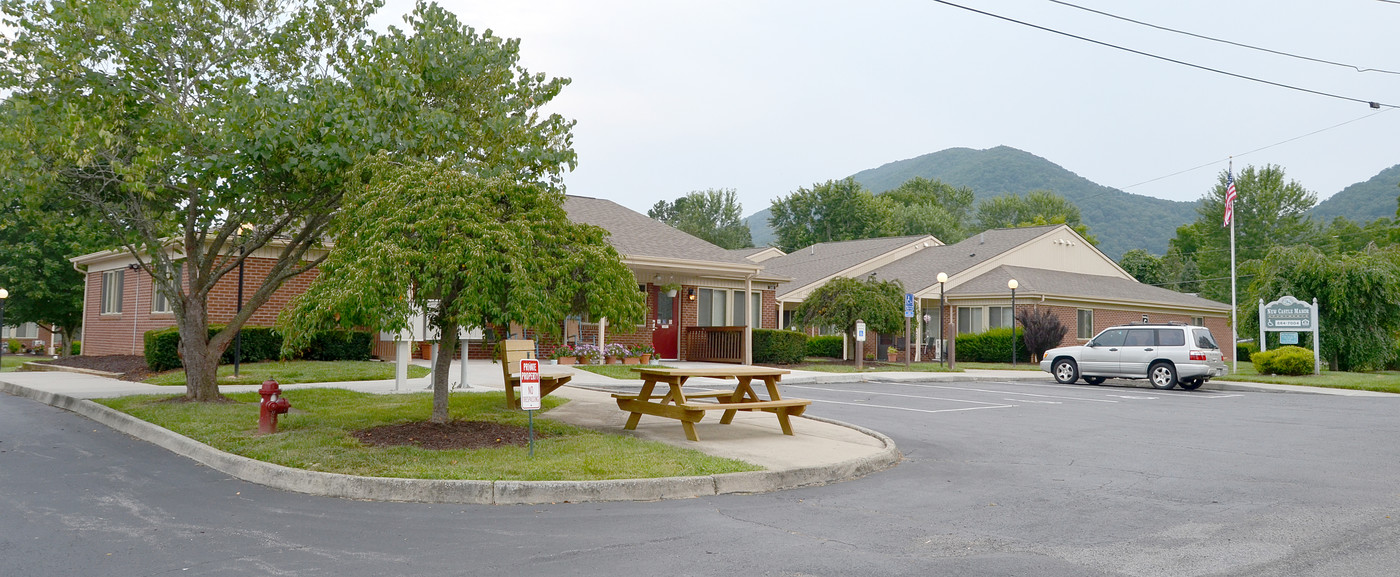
1280 332 1299 345
904 293 915 318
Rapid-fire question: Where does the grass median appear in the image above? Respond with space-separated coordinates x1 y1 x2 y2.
1220 364 1400 394
97 388 761 481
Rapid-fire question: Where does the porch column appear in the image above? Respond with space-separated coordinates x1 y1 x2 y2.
598 317 607 349
915 299 923 362
744 276 753 365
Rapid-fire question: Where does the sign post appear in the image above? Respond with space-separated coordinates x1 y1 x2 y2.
1259 296 1321 375
855 319 866 371
519 358 541 456
904 293 915 369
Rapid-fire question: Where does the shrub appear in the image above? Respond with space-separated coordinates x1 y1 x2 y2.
753 329 807 364
954 328 1016 363
806 335 843 358
1236 341 1260 363
70 341 81 356
1251 346 1315 376
1016 308 1068 362
145 325 288 371
144 328 183 371
6 339 20 354
303 330 373 361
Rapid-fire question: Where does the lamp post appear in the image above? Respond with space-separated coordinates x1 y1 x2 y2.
936 272 947 367
0 288 7 372
1008 278 1018 366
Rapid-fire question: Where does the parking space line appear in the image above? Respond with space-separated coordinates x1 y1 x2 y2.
810 398 1017 414
872 381 1121 403
789 385 1014 406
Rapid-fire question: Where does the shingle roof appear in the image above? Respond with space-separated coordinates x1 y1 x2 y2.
563 195 755 265
953 265 1230 311
867 226 1060 292
760 235 934 295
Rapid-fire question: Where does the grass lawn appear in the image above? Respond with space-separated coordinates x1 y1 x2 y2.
97 389 760 481
791 358 960 373
1222 363 1400 394
1 354 31 372
143 360 431 386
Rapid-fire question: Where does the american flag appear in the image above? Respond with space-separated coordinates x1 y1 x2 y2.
1222 171 1237 227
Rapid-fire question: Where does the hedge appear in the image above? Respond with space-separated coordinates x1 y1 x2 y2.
753 329 807 364
302 329 374 361
1251 345 1315 376
143 326 369 370
806 335 844 358
954 328 1017 363
1236 341 1259 363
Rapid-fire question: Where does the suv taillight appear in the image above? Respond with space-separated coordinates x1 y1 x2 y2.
1189 350 1207 361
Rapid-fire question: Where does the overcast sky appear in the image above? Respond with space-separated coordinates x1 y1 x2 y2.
376 0 1400 219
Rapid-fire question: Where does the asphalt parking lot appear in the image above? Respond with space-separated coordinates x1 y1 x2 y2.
5 376 1399 576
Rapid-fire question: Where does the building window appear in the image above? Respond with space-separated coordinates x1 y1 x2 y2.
152 263 182 314
1191 316 1204 326
3 322 38 339
697 288 727 327
989 306 1013 329
1077 309 1094 339
101 269 124 314
957 307 983 334
732 291 762 329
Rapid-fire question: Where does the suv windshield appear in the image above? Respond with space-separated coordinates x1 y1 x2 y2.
1192 328 1219 349
1090 329 1127 347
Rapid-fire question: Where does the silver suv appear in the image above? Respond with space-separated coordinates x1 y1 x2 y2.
1039 322 1228 390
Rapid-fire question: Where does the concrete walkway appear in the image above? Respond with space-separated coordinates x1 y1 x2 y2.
2 360 1386 505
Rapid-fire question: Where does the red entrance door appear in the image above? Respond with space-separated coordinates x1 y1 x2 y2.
653 291 679 359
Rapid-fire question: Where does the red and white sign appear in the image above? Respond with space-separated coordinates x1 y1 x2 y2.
519 359 541 410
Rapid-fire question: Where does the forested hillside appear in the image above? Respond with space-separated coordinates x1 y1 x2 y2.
1310 163 1400 223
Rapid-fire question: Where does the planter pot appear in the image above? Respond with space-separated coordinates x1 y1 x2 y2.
605 355 621 365
557 356 575 365
639 354 652 364
575 356 590 365
666 289 678 298
888 353 899 363
622 356 640 365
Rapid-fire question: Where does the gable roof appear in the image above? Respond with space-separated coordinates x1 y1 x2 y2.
867 226 1061 295
953 265 1230 312
761 235 939 300
563 195 788 282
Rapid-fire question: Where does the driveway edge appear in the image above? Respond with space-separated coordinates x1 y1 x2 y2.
2 382 900 505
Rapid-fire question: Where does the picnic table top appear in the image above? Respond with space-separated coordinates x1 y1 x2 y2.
631 366 791 378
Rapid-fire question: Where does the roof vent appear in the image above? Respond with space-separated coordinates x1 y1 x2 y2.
979 232 985 244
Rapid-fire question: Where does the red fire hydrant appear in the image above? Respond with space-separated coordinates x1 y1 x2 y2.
258 379 292 435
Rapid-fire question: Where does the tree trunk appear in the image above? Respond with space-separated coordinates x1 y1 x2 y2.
178 299 225 402
431 323 461 424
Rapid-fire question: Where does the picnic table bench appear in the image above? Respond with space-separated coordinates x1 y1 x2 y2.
612 366 811 441
499 339 573 410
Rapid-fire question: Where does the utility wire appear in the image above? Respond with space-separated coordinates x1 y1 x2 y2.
927 0 1397 109
1048 0 1400 75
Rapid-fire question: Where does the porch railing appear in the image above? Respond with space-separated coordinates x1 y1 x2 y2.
684 326 745 363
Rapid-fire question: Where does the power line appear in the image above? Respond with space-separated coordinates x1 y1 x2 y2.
927 0 1397 109
1048 0 1400 75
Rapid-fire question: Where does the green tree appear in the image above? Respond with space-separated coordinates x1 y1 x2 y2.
279 158 643 422
1170 165 1317 302
648 188 753 249
768 178 897 253
1244 245 1400 371
0 195 113 353
1118 249 1164 286
881 177 975 243
792 276 904 359
0 1 574 400
973 190 1097 243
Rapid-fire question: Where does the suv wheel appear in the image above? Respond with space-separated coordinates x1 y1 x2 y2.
1149 362 1178 390
1179 378 1204 391
1052 359 1079 384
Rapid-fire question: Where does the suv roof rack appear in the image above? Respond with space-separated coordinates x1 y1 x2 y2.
1126 321 1188 326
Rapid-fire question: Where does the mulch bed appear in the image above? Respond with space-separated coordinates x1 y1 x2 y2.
352 420 545 450
30 354 158 382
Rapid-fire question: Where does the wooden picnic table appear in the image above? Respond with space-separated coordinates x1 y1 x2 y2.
613 366 811 441
504 370 573 410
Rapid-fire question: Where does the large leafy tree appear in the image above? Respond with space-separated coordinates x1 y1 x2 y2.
974 190 1096 244
768 178 898 253
1170 164 1317 302
648 188 753 249
881 177 975 243
1243 245 1400 371
0 1 573 400
1117 249 1165 286
792 276 904 359
279 158 644 423
0 195 113 353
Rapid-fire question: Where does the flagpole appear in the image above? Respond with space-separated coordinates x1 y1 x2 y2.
1229 158 1238 373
